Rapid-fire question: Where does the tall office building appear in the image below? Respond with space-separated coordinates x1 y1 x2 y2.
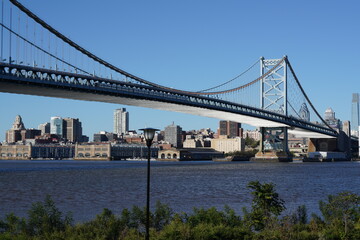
113 108 129 136
38 122 50 135
164 122 183 148
324 107 340 130
219 120 242 138
351 93 359 132
63 118 82 142
50 116 63 137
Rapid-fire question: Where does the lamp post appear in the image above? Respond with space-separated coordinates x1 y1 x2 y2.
139 127 159 240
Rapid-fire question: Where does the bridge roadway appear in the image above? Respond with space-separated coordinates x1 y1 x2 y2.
0 62 337 138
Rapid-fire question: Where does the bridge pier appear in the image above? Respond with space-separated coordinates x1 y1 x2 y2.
252 127 292 162
307 131 351 161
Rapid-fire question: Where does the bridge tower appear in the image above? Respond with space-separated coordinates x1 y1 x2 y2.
255 57 292 162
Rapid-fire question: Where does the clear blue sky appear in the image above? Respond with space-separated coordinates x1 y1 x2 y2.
0 0 359 141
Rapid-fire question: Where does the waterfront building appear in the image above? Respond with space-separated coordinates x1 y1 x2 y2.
219 120 242 138
211 136 245 153
183 136 211 148
183 138 203 148
0 143 74 160
63 118 82 142
164 122 183 148
75 143 158 160
113 108 129 136
111 143 158 160
31 144 75 159
50 116 63 137
158 148 224 161
351 93 359 136
0 144 31 159
38 122 50 135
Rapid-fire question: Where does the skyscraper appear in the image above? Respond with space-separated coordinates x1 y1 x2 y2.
113 108 129 136
164 122 183 148
219 120 242 138
351 93 359 132
63 118 82 142
50 116 63 137
324 107 340 130
38 122 50 135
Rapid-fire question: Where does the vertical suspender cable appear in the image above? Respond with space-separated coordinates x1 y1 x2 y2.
1 0 3 61
9 4 12 63
16 10 19 63
33 20 35 66
48 30 50 68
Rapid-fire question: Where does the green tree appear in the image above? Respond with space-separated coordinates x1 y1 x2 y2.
0 213 26 236
319 191 360 239
26 195 73 236
153 201 173 231
247 181 286 230
245 136 259 149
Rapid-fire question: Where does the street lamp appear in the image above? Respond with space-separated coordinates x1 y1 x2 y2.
139 127 159 240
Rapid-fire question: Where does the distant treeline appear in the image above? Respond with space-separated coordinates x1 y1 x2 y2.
0 181 359 240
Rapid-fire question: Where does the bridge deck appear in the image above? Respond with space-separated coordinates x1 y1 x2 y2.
0 80 334 139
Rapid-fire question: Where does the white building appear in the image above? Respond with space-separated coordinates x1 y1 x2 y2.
211 136 245 153
113 108 129 136
242 129 261 141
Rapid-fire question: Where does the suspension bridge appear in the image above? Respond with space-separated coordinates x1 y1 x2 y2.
0 0 345 161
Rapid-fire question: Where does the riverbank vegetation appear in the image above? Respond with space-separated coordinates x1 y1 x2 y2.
1 181 359 240
225 149 258 158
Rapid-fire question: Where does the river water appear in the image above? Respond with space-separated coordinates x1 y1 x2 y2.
0 160 359 222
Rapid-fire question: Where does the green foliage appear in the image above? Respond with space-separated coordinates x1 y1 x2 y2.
157 218 192 240
0 184 359 239
26 195 73 236
0 213 26 237
153 201 173 231
319 191 360 239
290 205 308 225
225 149 258 157
247 181 286 230
245 136 260 148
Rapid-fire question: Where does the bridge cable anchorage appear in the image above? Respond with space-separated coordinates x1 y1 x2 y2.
285 57 336 133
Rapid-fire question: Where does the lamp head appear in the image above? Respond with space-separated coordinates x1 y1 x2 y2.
139 128 160 147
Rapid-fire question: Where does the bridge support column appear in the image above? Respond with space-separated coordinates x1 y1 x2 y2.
252 127 292 162
307 131 351 161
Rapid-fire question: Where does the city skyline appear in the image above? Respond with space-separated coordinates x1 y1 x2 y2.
0 0 359 142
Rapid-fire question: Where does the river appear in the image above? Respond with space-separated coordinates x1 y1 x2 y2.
0 160 359 222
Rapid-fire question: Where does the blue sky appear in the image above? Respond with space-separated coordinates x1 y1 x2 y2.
0 0 359 141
